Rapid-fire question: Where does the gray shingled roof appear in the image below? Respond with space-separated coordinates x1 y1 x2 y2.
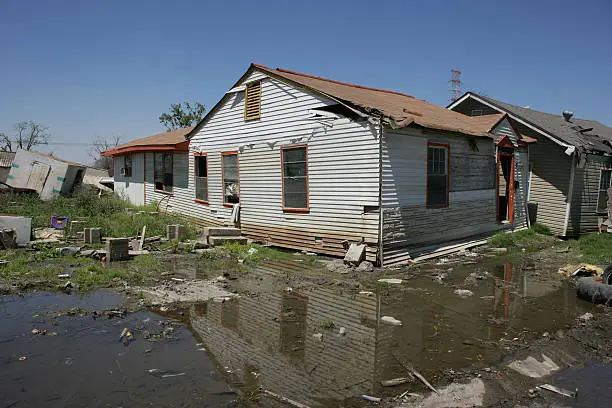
475 94 612 153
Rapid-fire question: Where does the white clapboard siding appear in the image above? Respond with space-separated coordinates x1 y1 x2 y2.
113 153 145 206
166 71 380 259
382 127 499 265
527 137 571 234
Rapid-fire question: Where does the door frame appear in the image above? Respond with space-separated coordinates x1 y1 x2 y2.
496 151 515 224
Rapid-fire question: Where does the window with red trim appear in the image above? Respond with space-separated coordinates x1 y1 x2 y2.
427 144 449 208
222 152 239 204
281 146 308 210
194 154 208 202
154 152 173 193
123 155 133 178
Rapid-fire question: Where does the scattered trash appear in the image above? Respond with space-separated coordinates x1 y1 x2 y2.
381 377 411 387
171 277 185 282
454 289 474 298
56 246 81 256
355 260 374 273
119 327 134 345
264 389 311 408
486 247 508 254
361 395 381 403
144 348 153 354
300 249 317 256
537 384 577 399
508 354 560 378
31 328 47 335
338 327 346 336
313 333 323 342
558 263 603 278
578 312 593 322
378 278 402 284
247 247 258 255
57 273 71 279
359 291 375 296
380 316 402 326
393 354 438 395
50 215 69 230
18 356 27 361
147 368 186 378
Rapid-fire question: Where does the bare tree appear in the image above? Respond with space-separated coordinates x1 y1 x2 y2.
89 135 121 171
1 121 50 151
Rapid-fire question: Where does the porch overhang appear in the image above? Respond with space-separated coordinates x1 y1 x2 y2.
102 141 189 157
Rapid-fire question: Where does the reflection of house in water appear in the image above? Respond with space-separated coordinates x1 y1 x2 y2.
189 262 588 407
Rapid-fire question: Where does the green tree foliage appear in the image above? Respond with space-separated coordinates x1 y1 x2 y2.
158 101 206 131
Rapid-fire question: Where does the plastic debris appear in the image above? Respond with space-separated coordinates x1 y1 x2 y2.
454 289 474 298
361 395 381 403
377 278 402 284
248 247 258 255
380 316 402 326
147 368 186 378
119 327 134 345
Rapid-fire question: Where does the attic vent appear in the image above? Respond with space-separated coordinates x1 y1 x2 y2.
244 81 261 121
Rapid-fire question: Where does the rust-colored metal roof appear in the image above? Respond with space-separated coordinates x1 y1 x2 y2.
253 64 497 137
103 127 193 156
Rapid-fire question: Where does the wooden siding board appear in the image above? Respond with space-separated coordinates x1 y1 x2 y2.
527 136 570 234
381 128 498 264
568 159 612 234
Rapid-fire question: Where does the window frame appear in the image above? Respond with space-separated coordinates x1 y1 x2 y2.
597 168 612 214
280 144 309 213
194 152 208 205
153 152 174 194
244 81 261 121
426 142 450 209
221 151 240 207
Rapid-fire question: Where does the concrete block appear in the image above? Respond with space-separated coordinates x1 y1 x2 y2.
105 238 129 263
0 216 32 245
344 243 366 266
166 224 185 241
204 227 242 237
208 236 248 246
83 228 102 244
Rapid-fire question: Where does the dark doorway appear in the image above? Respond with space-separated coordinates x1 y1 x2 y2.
497 153 514 223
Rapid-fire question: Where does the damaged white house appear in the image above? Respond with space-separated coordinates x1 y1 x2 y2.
106 64 534 265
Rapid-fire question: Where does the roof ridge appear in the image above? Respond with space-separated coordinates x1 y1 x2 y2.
273 67 415 99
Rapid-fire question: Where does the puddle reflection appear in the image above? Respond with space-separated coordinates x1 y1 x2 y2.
189 260 594 407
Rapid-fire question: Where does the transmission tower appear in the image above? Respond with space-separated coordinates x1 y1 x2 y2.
450 69 462 102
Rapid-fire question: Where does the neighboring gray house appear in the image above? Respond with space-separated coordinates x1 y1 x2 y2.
0 152 15 183
449 93 612 236
6 150 86 200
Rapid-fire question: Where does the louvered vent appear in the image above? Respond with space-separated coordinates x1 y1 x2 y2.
244 81 261 121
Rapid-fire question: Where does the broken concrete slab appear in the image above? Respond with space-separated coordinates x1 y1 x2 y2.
204 227 241 237
208 236 248 246
34 227 63 240
454 289 474 298
381 316 402 326
404 378 485 408
507 354 560 378
0 216 31 245
343 243 365 266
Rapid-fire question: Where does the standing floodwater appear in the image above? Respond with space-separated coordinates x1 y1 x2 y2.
0 291 235 408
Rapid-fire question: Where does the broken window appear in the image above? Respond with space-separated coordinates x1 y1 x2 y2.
124 155 133 178
222 152 239 205
244 81 261 121
194 153 208 202
597 169 612 213
154 152 173 193
282 146 308 211
427 144 449 208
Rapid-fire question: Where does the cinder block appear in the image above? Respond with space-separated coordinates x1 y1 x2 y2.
204 227 241 237
344 243 366 266
166 224 185 241
105 238 129 263
84 228 102 244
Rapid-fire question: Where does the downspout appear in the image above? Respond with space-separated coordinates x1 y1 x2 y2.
377 114 384 267
563 152 577 236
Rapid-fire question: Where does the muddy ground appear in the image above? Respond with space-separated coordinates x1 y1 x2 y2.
1 244 611 408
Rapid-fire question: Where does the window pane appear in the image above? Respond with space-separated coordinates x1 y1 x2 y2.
222 154 238 168
283 147 306 162
284 192 307 209
600 170 611 190
283 162 307 177
284 177 307 194
195 177 207 201
428 175 447 207
195 156 207 178
154 154 163 182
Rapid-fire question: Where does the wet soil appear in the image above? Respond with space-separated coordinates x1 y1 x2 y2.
1 250 611 408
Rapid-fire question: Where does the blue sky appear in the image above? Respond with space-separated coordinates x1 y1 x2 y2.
1 0 611 164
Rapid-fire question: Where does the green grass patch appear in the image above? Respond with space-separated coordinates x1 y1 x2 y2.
576 233 612 265
488 226 552 251
530 223 553 236
0 189 195 239
222 242 320 266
